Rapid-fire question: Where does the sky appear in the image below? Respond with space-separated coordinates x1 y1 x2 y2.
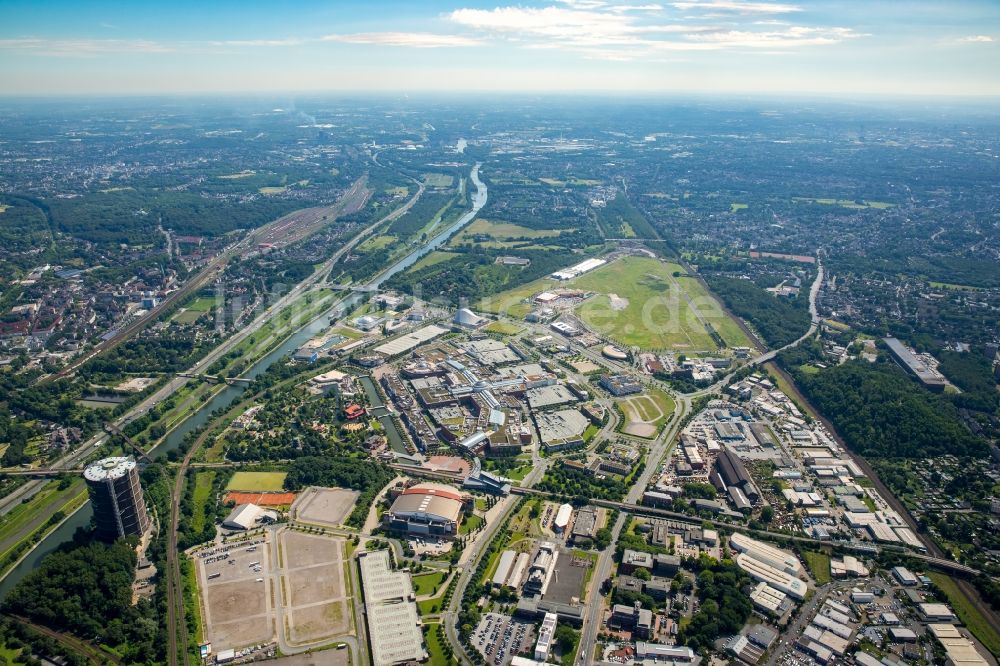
0 0 997 97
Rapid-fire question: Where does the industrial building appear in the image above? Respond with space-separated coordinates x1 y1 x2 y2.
492 550 530 590
571 506 598 543
713 449 760 502
523 542 558 596
730 533 803 577
534 612 558 661
84 456 151 541
892 566 918 586
735 553 807 600
883 337 947 391
598 374 643 396
551 257 606 280
750 582 792 616
928 624 990 666
634 642 694 663
358 550 426 665
383 483 465 538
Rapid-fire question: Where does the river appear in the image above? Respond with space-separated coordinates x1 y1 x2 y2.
0 162 487 598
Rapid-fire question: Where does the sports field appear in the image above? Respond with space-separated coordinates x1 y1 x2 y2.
226 471 288 492
423 173 455 187
573 256 749 351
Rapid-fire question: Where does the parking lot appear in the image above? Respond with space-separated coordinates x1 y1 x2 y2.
195 529 354 653
197 538 273 651
543 549 590 605
472 613 535 666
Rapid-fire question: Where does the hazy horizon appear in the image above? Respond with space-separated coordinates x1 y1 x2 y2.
1 0 998 97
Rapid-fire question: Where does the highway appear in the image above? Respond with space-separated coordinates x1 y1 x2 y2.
0 177 423 519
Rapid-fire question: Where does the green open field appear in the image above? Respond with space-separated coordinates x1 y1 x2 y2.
475 276 558 319
929 281 983 291
0 643 25 665
357 234 397 253
191 472 216 534
423 173 454 188
423 623 458 665
573 256 749 351
187 297 216 312
412 570 449 596
259 186 288 195
539 177 601 187
459 514 483 535
730 203 748 212
928 573 1000 657
483 320 523 335
411 250 459 272
793 197 894 209
450 218 562 248
802 551 832 585
226 471 287 492
173 310 204 324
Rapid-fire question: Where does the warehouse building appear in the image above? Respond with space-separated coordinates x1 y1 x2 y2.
383 483 465 538
883 337 947 392
730 532 803 577
634 642 695 663
750 582 793 616
928 624 990 666
736 553 807 600
358 550 426 666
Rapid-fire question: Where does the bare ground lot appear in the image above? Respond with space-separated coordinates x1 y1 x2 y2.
288 600 350 644
287 563 345 606
291 487 360 528
279 530 353 648
209 617 273 650
265 651 349 666
196 530 353 652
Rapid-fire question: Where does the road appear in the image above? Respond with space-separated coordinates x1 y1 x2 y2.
576 380 691 664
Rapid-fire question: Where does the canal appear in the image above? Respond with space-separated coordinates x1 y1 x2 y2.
0 162 487 597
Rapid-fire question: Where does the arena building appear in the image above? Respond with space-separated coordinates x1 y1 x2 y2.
383 483 465 538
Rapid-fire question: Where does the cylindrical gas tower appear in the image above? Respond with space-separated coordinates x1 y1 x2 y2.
83 456 150 541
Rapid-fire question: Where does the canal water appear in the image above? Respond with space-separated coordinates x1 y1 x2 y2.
0 163 486 598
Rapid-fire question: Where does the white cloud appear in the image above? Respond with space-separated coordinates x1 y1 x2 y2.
687 25 864 48
322 32 483 48
670 0 801 13
957 35 993 43
448 3 858 58
0 38 172 56
210 39 304 47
